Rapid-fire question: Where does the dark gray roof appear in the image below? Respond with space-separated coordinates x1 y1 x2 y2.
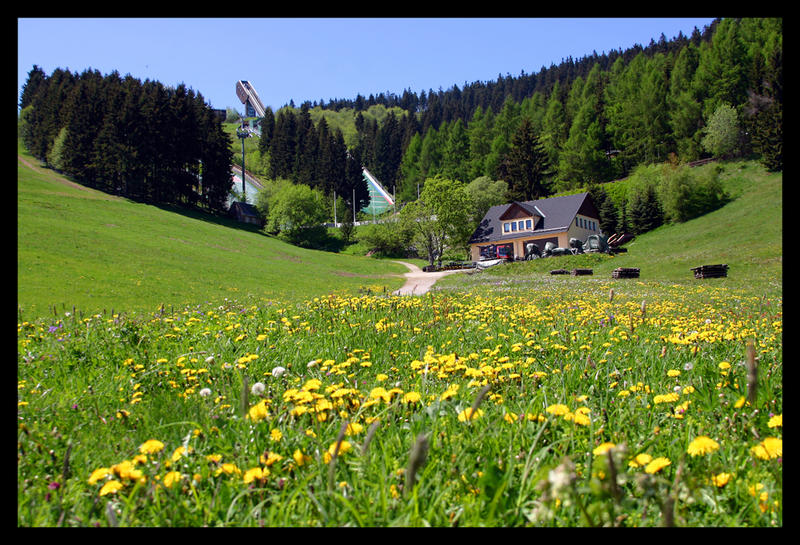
469 192 597 244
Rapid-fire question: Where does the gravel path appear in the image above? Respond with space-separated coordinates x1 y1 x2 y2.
391 261 469 296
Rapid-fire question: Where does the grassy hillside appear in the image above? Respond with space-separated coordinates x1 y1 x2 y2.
17 142 408 320
438 160 782 297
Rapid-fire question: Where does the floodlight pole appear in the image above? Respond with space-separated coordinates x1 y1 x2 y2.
236 122 248 199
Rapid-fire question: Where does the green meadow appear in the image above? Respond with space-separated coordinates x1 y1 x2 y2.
17 147 782 527
18 142 408 320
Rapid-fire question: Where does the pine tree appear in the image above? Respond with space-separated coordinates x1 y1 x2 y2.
628 184 664 235
500 117 551 201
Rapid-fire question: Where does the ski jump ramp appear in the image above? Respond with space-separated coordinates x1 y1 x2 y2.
236 80 266 118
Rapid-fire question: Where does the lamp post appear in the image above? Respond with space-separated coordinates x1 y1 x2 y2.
236 122 249 200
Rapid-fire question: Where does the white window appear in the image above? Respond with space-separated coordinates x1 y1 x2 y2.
526 219 532 230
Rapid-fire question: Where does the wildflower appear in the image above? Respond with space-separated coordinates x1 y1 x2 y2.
293 449 311 467
718 361 731 371
644 457 671 474
171 446 192 462
162 471 182 488
199 388 212 398
250 382 266 396
369 387 391 403
687 436 720 457
206 454 222 463
260 452 283 466
767 414 782 428
402 391 421 404
269 428 282 442
99 480 124 496
88 467 112 485
324 440 353 463
548 458 577 498
271 366 286 378
214 463 241 477
628 453 653 468
545 404 570 416
248 400 269 422
750 437 782 460
711 473 732 487
139 439 165 455
243 467 269 484
457 408 484 422
592 442 616 456
667 369 681 377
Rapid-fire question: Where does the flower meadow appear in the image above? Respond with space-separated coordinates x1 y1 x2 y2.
17 279 781 527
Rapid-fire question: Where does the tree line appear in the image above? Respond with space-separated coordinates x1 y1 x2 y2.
19 67 234 212
261 18 780 208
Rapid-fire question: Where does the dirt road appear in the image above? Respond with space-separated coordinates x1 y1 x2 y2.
391 261 469 296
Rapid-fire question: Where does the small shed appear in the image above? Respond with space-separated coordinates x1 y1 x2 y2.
230 201 262 226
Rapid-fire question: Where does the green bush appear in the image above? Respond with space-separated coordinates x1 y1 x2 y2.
657 164 729 223
357 220 413 258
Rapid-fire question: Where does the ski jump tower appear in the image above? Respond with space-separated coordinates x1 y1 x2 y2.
236 80 266 118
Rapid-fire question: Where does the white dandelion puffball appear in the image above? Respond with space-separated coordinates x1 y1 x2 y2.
250 382 266 396
271 366 287 378
199 388 212 398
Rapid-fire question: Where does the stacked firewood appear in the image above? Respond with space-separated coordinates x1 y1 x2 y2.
612 267 640 279
571 268 593 276
550 269 569 275
690 264 728 278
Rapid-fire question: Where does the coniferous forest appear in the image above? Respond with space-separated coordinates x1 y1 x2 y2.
19 18 781 217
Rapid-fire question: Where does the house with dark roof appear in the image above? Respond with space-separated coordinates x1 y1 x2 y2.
469 192 601 261
229 201 263 227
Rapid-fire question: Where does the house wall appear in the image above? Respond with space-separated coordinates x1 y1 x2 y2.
470 233 563 261
566 213 601 241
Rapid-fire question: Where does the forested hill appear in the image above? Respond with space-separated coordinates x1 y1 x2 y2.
19 18 781 223
258 17 780 202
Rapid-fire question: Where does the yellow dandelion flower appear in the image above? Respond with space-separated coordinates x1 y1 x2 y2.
667 369 681 377
293 449 311 467
214 463 241 476
269 428 282 441
162 471 182 488
88 467 112 485
767 414 782 428
718 361 731 370
139 439 165 455
711 473 732 487
402 391 421 404
260 452 284 466
248 400 269 422
644 457 671 474
593 442 616 456
545 403 570 416
243 467 269 484
99 479 124 496
750 437 782 460
457 408 484 422
687 435 719 457
628 453 653 468
171 446 192 462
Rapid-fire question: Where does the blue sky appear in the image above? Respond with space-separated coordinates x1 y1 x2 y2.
18 18 717 113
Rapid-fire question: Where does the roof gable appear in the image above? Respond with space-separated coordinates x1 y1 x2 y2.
469 192 597 244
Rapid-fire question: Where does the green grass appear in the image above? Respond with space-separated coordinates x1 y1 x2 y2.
17 142 408 320
16 144 782 527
